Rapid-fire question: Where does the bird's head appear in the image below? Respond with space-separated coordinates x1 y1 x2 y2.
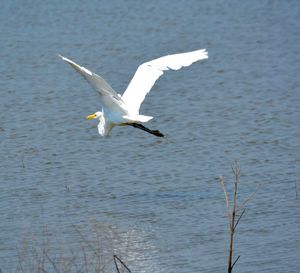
86 111 103 120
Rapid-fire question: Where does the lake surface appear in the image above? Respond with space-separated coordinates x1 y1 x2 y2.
0 0 299 272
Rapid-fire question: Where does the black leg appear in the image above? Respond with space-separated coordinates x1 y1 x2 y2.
126 123 164 137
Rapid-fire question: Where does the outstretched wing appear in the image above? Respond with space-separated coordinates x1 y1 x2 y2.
59 55 124 111
121 49 208 115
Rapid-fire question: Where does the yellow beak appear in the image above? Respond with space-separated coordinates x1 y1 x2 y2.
86 113 97 120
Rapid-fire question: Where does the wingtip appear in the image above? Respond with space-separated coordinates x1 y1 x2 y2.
58 54 93 76
205 51 209 59
191 48 208 59
58 54 77 66
200 48 209 58
58 54 67 61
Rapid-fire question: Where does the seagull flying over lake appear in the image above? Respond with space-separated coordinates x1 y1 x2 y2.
59 49 208 137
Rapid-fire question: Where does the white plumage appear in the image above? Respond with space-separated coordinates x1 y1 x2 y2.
59 49 208 137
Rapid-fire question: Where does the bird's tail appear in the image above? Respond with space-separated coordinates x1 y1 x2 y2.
123 115 153 123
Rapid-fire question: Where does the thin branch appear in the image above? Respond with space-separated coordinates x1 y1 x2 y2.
113 257 120 273
231 161 240 182
80 244 88 273
44 252 60 273
16 246 26 273
219 176 232 228
232 162 239 217
72 224 98 257
219 162 259 273
113 255 131 273
232 255 240 269
237 183 261 213
228 165 239 273
234 209 246 231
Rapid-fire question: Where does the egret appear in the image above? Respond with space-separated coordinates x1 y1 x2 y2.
59 49 208 137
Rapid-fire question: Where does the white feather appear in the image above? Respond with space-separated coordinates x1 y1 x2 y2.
121 49 208 114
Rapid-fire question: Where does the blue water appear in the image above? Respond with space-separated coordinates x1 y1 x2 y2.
0 0 299 272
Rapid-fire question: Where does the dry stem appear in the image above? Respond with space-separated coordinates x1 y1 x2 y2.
219 161 259 273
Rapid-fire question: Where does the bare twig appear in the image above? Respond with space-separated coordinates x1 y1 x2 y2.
113 255 131 273
234 209 246 231
237 184 261 213
44 252 60 273
80 243 88 273
219 176 231 228
232 255 240 269
72 224 98 257
16 247 26 273
231 161 240 183
16 224 132 273
219 162 259 273
113 257 121 273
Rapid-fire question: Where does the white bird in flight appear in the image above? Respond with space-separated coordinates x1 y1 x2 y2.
59 49 208 137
